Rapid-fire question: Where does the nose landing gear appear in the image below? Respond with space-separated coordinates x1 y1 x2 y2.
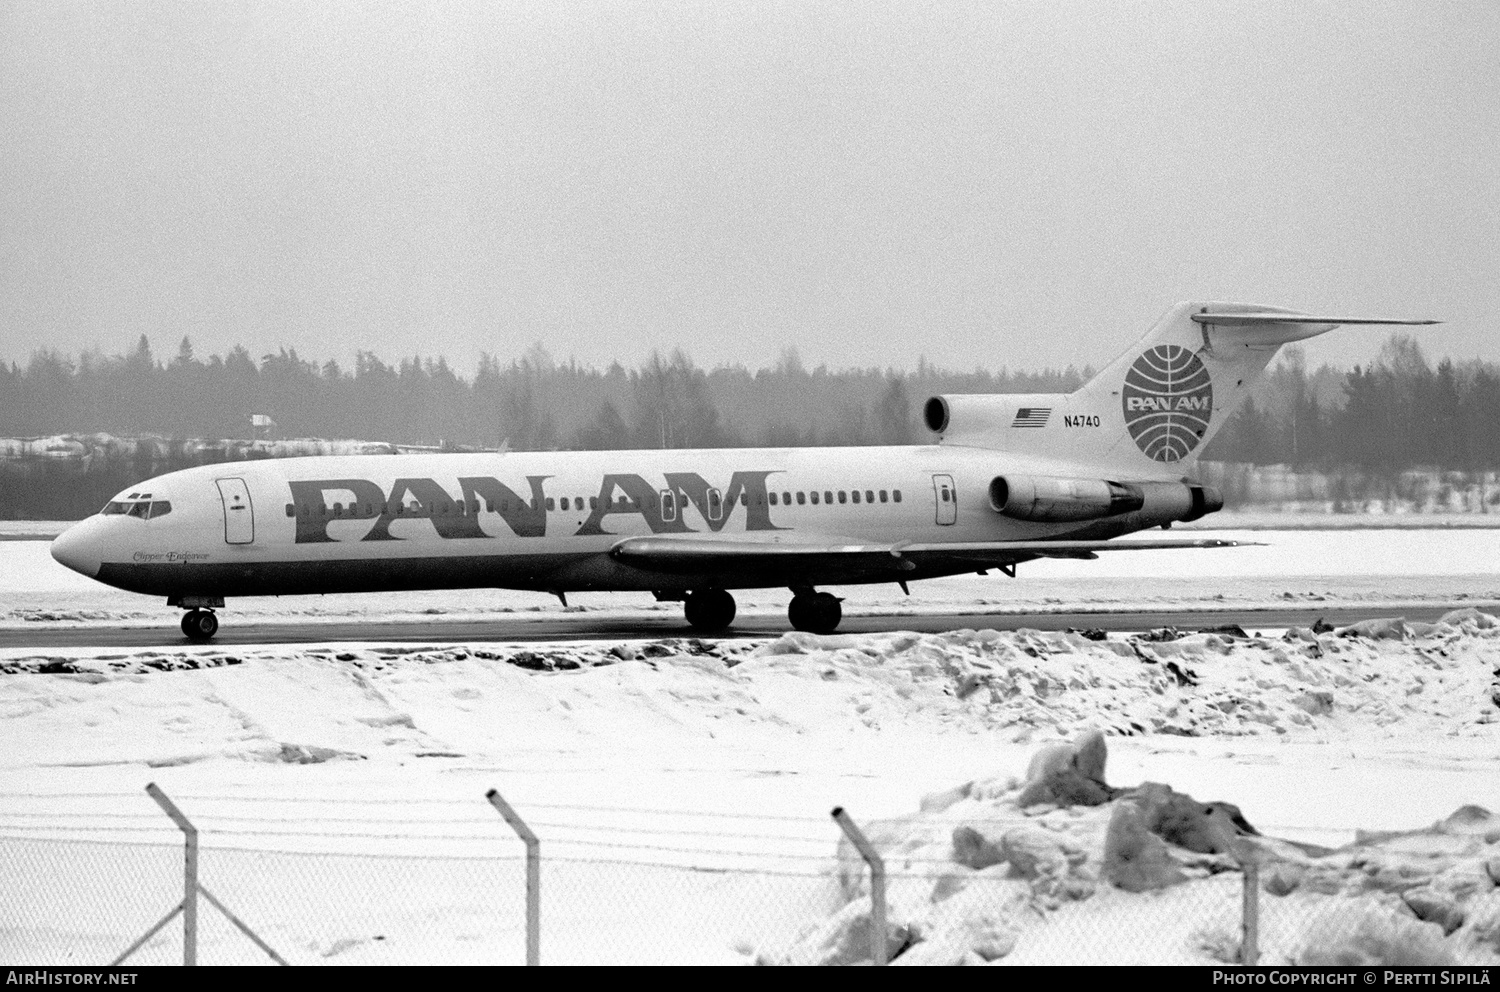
180 609 219 642
169 595 225 642
788 589 842 634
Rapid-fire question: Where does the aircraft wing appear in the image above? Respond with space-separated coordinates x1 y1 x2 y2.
608 533 1252 575
1190 313 1438 326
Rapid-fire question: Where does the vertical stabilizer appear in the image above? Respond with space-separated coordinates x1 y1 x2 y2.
926 302 1437 476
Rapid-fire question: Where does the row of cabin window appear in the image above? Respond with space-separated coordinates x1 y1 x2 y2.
767 489 901 506
283 487 905 520
655 488 902 522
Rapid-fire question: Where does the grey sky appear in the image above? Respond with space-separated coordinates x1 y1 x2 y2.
2 1 1495 377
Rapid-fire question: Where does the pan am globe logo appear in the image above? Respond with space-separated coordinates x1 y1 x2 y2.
1121 345 1213 462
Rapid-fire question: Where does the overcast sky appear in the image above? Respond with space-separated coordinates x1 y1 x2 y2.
2 1 1495 377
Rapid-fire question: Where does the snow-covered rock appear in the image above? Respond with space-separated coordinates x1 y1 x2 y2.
776 729 1500 965
773 896 913 966
1103 798 1190 892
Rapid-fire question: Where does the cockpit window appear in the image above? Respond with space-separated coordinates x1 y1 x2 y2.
102 499 171 518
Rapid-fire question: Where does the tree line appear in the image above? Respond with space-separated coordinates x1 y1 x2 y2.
1203 337 1500 472
0 335 1087 451
2 332 1497 471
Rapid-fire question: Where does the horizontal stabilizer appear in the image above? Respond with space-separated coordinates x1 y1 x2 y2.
1191 313 1439 327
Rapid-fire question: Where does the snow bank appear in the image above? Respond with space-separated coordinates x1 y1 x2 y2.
746 615 1500 741
3 611 1498 776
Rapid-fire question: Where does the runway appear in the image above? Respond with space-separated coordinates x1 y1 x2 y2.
0 604 1473 649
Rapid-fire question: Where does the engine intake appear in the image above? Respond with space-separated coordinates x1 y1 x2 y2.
923 397 950 433
989 475 1144 523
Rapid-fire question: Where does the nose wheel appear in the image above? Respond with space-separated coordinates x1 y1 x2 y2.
788 591 842 634
181 610 219 642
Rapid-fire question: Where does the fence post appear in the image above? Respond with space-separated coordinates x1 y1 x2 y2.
487 789 540 966
146 782 198 966
1235 838 1261 966
115 783 287 966
831 807 887 966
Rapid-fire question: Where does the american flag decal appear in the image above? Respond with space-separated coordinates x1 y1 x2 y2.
1011 407 1051 428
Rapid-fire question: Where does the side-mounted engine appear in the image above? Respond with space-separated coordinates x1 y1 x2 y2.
987 474 1222 525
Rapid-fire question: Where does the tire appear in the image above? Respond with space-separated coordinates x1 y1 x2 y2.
788 595 813 632
684 589 736 632
788 593 841 634
183 610 219 642
809 592 842 634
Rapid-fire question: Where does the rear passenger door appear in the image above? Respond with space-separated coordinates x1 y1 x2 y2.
932 474 957 525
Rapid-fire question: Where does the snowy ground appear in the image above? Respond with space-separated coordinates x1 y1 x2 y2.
2 528 1500 964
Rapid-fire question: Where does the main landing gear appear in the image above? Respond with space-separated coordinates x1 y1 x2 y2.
180 609 219 642
677 587 843 634
684 589 737 633
788 589 842 635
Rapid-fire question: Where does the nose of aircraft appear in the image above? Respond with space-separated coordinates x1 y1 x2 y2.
51 520 103 578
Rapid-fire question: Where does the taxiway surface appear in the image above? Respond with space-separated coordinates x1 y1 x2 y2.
0 604 1473 649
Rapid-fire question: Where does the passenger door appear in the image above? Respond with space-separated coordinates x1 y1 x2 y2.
932 474 957 525
216 478 255 544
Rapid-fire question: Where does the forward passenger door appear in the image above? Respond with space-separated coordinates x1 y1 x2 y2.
216 478 255 544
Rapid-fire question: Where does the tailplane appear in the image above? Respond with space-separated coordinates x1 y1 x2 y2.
925 301 1437 475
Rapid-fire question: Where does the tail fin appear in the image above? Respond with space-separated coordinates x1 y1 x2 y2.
925 301 1437 476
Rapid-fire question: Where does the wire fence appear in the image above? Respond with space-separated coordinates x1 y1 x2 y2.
0 837 840 965
0 787 1478 966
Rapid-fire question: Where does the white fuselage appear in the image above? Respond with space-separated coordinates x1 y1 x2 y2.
50 443 1187 601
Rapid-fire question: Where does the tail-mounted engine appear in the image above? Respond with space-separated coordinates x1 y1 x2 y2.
924 395 1017 437
1182 482 1223 522
987 474 1222 525
989 476 1142 522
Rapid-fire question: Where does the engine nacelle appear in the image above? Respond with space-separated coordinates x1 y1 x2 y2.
988 475 1144 523
925 395 1018 437
987 476 1224 525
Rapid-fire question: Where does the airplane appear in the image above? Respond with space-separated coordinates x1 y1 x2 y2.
50 302 1436 642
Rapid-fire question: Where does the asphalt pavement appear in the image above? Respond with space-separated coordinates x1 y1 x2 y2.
0 604 1475 649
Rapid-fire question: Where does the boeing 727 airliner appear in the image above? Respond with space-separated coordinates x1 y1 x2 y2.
50 302 1435 641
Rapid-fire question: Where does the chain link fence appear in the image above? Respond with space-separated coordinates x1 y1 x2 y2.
2 790 1489 965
